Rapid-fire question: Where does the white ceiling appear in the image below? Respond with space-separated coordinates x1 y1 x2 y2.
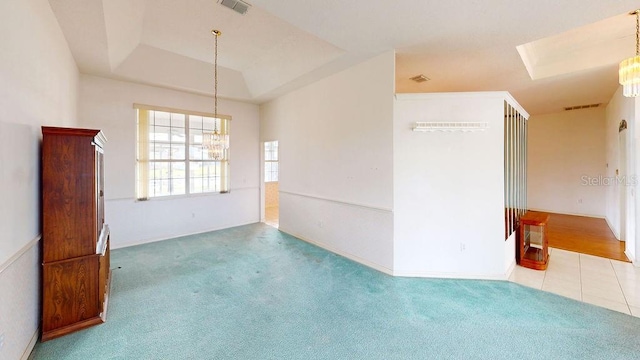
49 0 640 115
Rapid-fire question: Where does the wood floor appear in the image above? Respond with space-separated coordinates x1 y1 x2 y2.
537 212 629 262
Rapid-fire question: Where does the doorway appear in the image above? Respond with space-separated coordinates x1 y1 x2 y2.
619 119 628 242
264 140 279 228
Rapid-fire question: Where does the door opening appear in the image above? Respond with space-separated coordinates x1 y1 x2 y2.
264 140 279 228
619 119 628 242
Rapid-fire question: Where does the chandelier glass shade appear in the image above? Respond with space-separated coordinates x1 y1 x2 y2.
619 10 640 97
203 128 229 160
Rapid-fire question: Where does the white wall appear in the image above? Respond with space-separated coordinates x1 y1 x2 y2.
527 108 606 217
605 88 635 242
606 87 640 263
393 92 523 279
635 97 640 263
260 51 395 273
78 75 260 248
0 0 79 358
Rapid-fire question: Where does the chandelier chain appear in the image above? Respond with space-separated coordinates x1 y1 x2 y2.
635 10 640 56
214 30 219 130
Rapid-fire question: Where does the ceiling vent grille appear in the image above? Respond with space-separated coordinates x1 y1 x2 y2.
410 74 430 83
218 0 251 15
564 103 601 111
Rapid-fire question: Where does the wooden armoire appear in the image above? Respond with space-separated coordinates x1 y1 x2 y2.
41 126 111 341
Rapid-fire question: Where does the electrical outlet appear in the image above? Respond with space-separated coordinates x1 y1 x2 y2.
460 243 466 252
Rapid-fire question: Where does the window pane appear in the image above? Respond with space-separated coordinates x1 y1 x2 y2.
170 144 185 160
152 111 171 127
190 115 203 130
190 129 204 145
171 178 186 195
153 162 170 180
171 113 186 128
265 142 273 160
203 176 213 192
265 141 278 161
189 144 204 160
202 117 216 131
171 127 186 143
191 161 221 192
189 161 202 178
151 179 171 197
207 175 221 192
201 162 219 178
190 177 203 194
150 125 170 142
171 162 185 179
191 161 217 178
152 143 171 160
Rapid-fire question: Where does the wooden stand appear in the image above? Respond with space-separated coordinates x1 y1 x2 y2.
517 211 549 270
41 127 111 341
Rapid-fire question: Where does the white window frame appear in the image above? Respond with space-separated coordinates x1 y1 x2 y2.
135 104 231 200
264 141 278 183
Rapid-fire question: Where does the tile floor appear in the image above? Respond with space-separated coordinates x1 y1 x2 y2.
264 206 279 228
510 247 640 317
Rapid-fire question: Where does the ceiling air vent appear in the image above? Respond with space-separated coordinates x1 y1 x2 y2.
410 74 430 83
218 0 251 15
563 103 601 111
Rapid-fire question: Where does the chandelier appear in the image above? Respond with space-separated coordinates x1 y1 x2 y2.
619 10 640 97
203 29 229 160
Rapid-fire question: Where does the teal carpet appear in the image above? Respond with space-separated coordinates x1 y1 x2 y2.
30 224 640 359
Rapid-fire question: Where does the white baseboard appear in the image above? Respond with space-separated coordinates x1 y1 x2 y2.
392 269 510 281
110 221 260 250
625 250 638 266
605 216 621 240
526 208 604 219
278 226 394 276
504 259 516 280
278 227 513 281
21 328 39 360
